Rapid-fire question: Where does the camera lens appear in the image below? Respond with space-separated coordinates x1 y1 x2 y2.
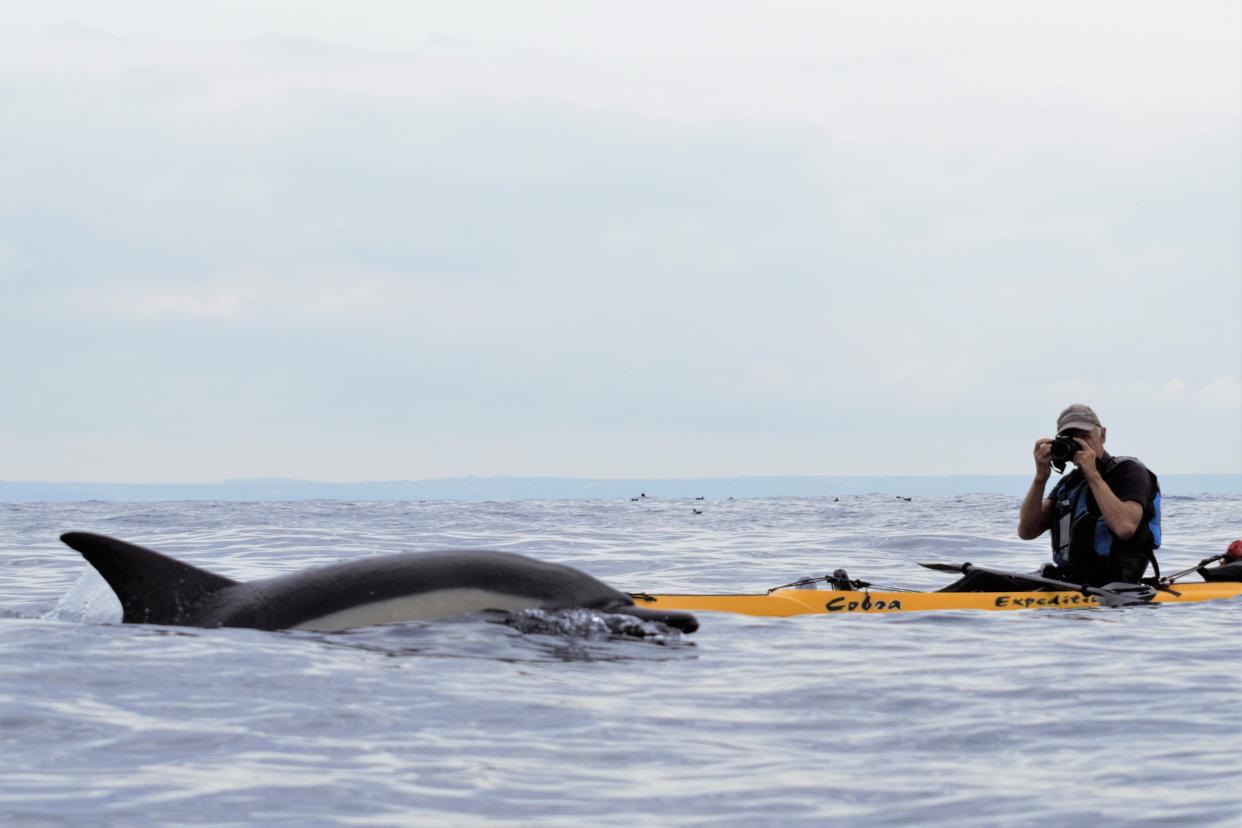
1050 436 1078 464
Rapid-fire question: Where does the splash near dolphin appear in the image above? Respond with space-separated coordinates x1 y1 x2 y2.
59 532 698 634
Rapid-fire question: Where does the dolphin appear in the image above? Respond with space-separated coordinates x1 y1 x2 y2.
59 532 698 634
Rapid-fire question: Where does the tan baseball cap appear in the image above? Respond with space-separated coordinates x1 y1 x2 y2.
1056 403 1102 433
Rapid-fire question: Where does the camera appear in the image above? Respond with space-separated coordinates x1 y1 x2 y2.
1049 433 1082 473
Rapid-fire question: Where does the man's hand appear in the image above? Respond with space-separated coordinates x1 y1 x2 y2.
1033 438 1053 481
1073 437 1100 480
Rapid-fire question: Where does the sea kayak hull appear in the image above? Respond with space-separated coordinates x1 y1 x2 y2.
630 581 1242 617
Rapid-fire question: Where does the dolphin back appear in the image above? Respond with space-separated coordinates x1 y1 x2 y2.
59 532 699 634
60 531 238 626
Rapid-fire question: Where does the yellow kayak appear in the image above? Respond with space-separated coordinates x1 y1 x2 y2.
629 581 1242 617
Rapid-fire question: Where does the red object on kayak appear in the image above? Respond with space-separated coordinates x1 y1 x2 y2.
1227 540 1242 562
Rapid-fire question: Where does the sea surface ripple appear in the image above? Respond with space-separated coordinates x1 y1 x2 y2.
2 495 1240 826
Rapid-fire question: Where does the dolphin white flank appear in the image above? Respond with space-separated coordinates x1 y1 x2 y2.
59 532 698 633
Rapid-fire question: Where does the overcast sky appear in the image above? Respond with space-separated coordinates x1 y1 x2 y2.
1 1 1239 482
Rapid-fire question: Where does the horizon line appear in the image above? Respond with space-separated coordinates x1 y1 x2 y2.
5 472 1240 484
2 472 1238 503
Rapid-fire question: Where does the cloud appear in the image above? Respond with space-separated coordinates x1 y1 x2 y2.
1198 376 1242 409
1041 376 1242 412
0 239 15 283
0 6 1238 478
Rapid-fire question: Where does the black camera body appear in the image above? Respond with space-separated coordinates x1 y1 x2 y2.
1049 433 1082 473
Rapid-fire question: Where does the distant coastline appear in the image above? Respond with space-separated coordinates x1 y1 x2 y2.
2 474 1239 502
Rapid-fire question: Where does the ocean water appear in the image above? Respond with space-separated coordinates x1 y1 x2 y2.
1 495 1239 827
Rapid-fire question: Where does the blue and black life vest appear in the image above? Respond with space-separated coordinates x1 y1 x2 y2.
1049 456 1161 578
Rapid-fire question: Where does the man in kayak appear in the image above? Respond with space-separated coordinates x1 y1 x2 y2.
1018 404 1161 586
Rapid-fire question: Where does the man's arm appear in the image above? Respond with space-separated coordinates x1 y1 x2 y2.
1018 438 1054 539
1085 478 1143 539
1073 441 1144 539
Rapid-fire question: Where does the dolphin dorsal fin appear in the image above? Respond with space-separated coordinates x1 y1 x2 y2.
60 531 238 625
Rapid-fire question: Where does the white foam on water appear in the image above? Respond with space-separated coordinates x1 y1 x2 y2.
45 566 122 624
